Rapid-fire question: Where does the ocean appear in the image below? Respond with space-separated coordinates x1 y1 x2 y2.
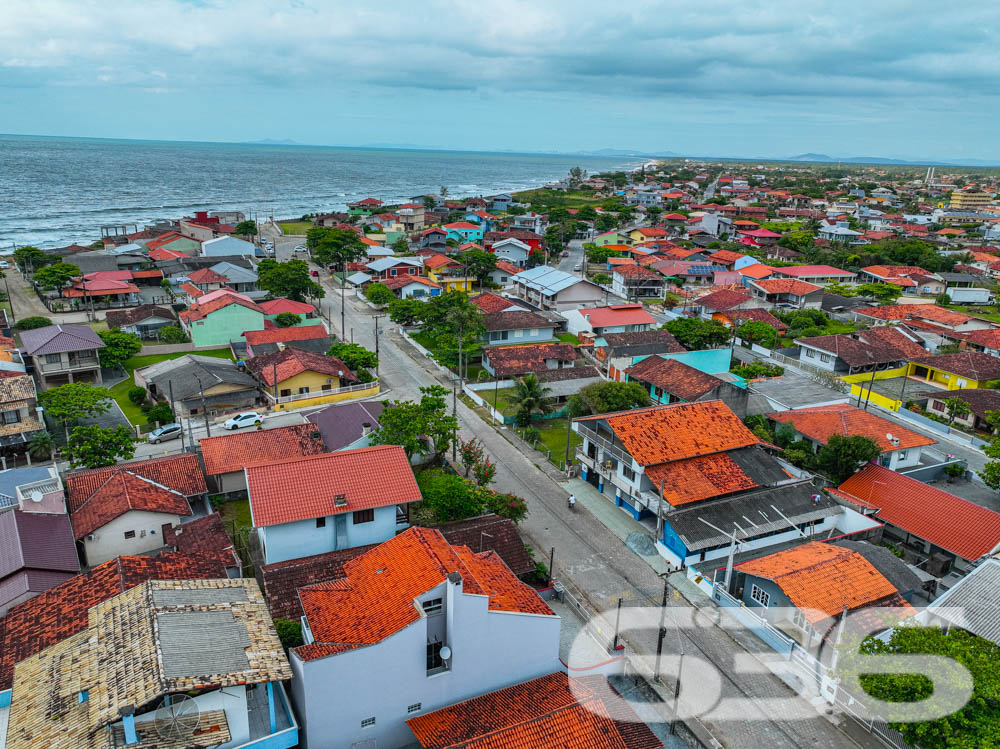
0 135 631 249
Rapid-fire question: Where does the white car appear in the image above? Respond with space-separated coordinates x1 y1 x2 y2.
223 411 262 430
294 244 307 253
0 261 9 269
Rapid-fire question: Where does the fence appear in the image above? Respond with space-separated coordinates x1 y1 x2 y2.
711 584 795 658
889 404 989 449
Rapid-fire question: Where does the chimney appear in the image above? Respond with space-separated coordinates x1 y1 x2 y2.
276 342 285 351
362 422 373 436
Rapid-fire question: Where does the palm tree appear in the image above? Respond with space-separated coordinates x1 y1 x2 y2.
509 374 553 427
27 431 56 462
445 304 483 383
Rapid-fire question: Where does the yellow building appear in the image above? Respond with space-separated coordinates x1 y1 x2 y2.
424 254 474 292
248 345 376 408
949 192 993 211
906 352 1000 390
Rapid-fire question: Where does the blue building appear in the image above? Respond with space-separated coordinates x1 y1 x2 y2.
247 445 422 565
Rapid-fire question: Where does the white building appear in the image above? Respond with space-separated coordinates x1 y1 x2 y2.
510 266 604 311
290 527 561 749
202 235 257 256
818 221 865 244
490 237 531 267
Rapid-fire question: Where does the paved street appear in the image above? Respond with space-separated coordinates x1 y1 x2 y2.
314 273 866 748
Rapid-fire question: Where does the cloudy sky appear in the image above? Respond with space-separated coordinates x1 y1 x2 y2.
1 0 998 160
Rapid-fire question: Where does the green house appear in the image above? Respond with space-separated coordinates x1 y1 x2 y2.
180 295 266 347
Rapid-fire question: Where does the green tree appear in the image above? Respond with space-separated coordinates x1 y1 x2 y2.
577 206 598 221
327 342 377 371
97 330 142 371
364 282 394 306
234 220 258 240
440 299 484 377
824 281 855 297
274 312 302 327
12 246 49 273
568 381 649 416
127 386 148 406
15 316 52 330
159 278 174 298
157 325 188 343
586 246 624 264
815 434 881 483
392 237 410 253
664 317 732 350
27 431 56 461
309 227 368 273
417 470 481 523
462 249 497 291
736 320 777 349
980 410 1000 490
32 262 80 291
144 401 174 425
853 627 1000 749
388 298 426 326
371 385 457 459
943 397 971 425
256 258 324 302
273 619 303 650
645 206 662 224
508 374 553 427
65 424 136 468
854 282 903 303
38 382 111 438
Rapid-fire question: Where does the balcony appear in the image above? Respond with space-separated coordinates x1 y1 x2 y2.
37 356 100 373
574 424 634 468
261 379 379 405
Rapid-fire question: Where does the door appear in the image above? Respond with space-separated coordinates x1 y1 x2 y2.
334 515 348 550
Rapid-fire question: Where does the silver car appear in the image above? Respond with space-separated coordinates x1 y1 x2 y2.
148 423 182 444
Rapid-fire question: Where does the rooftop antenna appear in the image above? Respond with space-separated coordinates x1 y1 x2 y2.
155 695 200 742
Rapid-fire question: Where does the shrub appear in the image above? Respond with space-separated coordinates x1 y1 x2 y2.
523 427 541 444
274 312 301 328
364 282 394 306
144 401 174 425
157 325 189 343
591 273 612 284
943 462 966 479
127 386 147 406
274 619 303 650
16 316 52 330
416 469 481 522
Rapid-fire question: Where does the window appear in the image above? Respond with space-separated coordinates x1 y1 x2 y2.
280 389 291 397
896 450 908 461
621 465 636 482
804 348 815 358
361 717 376 729
514 328 524 338
530 328 539 336
78 690 89 704
353 508 374 524
422 598 443 615
391 269 397 277
957 378 967 388
44 353 61 364
932 400 945 412
1 410 20 425
750 584 770 607
298 386 310 394
820 353 833 363
321 383 332 391
407 703 422 714
427 641 445 671
316 517 326 528
792 608 810 633
124 530 136 539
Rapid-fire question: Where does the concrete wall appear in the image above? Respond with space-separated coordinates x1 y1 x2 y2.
259 504 397 564
291 579 561 749
484 326 555 346
82 509 183 565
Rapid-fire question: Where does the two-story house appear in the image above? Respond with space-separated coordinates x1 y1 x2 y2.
563 303 657 336
697 289 766 323
290 526 560 749
247 445 422 565
747 278 823 309
0 374 44 452
178 291 266 347
482 309 556 346
442 222 484 244
491 237 531 268
423 254 474 292
510 266 604 311
767 403 935 470
20 324 105 388
572 401 853 567
611 265 666 300
624 356 749 417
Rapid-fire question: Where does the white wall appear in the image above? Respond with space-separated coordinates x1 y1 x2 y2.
82 509 183 566
260 505 398 564
292 579 561 749
798 345 839 371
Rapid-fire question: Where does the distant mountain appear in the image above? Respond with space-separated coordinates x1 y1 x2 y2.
787 153 834 162
783 152 1000 167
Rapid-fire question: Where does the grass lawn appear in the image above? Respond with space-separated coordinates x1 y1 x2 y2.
946 304 1000 323
510 189 604 211
279 221 313 236
528 418 582 464
218 497 252 531
109 348 235 426
555 332 581 344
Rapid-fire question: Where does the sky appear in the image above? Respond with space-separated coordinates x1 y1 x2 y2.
1 0 999 161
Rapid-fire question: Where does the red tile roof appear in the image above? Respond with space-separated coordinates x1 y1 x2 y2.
576 401 761 466
483 343 577 377
258 298 316 315
259 545 376 620
438 514 535 577
752 278 822 296
909 352 1000 381
162 512 241 570
424 254 458 270
296 527 554 660
148 247 189 261
579 304 656 328
200 423 327 476
796 328 925 367
382 275 441 291
471 293 517 313
772 265 852 277
728 308 788 331
832 463 1000 560
406 672 662 749
738 263 776 280
68 470 193 539
768 404 935 452
614 264 662 280
646 453 758 507
187 267 230 284
246 346 358 386
625 357 723 400
0 552 225 690
247 445 421 527
494 259 523 275
482 309 551 332
179 292 263 323
65 454 207 507
706 249 747 264
697 288 753 311
736 541 906 625
632 227 670 238
244 325 330 346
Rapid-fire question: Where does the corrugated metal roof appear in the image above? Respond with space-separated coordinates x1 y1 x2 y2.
926 559 1000 645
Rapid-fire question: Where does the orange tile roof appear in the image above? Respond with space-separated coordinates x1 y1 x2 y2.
470 292 517 313
179 292 263 323
576 401 761 466
296 527 554 660
178 282 201 298
624 356 722 401
244 325 330 345
69 471 192 539
424 254 458 270
200 423 327 476
706 249 747 264
382 275 441 291
247 445 421 527
646 453 758 506
768 404 935 452
832 463 1000 561
752 278 822 296
406 672 662 749
258 298 316 315
736 542 905 625
738 263 776 280
494 259 522 275
65 454 207 505
245 346 358 386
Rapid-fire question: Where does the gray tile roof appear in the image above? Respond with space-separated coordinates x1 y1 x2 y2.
0 509 79 580
138 354 256 402
19 324 105 355
926 558 1000 645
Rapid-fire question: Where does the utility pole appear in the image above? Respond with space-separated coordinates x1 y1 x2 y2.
373 314 384 380
564 414 573 468
653 576 669 684
452 380 458 463
611 597 623 654
194 375 211 437
169 380 184 452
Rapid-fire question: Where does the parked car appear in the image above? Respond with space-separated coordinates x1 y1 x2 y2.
223 411 262 430
294 244 307 253
147 423 182 444
310 270 319 277
561 251 569 258
573 264 582 271
0 261 9 269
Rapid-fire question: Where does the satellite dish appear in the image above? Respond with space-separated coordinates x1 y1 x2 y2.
155 695 200 742
29 490 43 503
439 646 452 661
